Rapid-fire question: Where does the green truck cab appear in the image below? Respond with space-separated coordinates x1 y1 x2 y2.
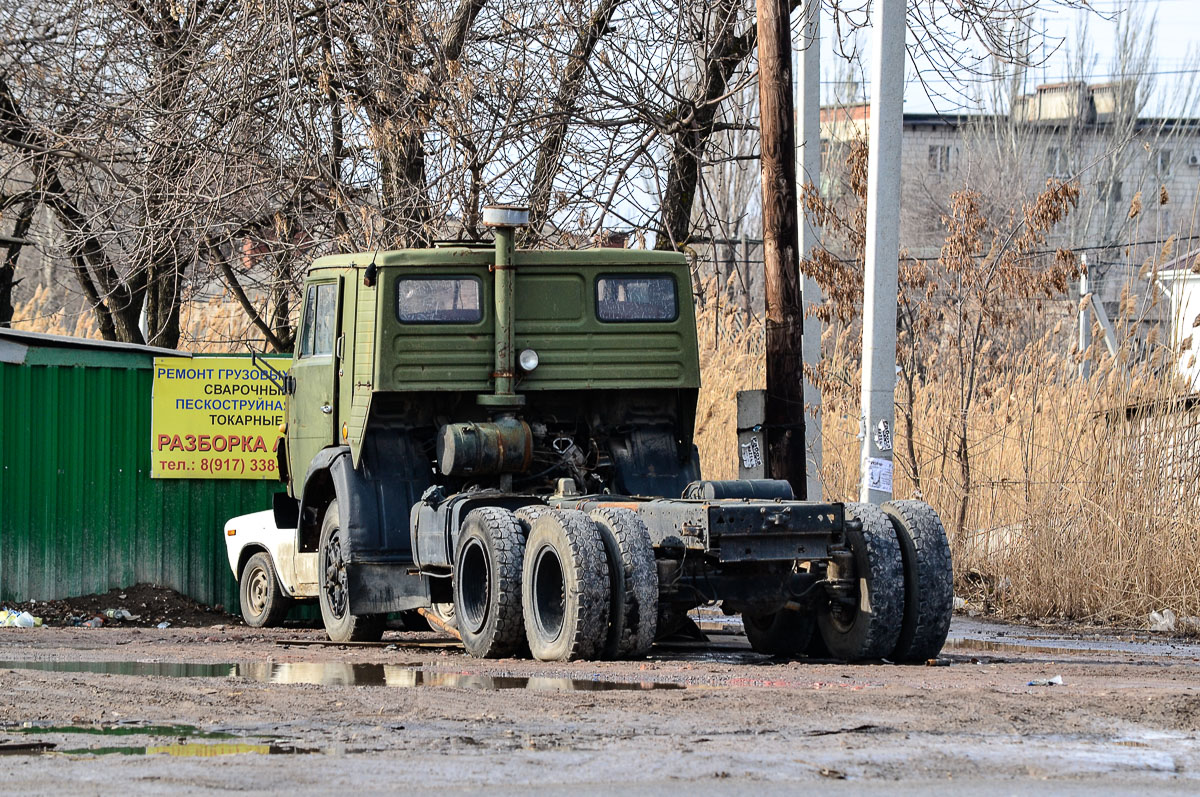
266 206 953 663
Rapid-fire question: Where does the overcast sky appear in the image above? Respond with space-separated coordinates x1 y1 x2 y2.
814 0 1200 117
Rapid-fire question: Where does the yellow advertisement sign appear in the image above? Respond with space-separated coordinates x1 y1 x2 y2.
152 356 290 479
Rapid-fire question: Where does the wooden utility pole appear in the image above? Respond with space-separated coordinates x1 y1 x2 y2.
757 0 806 498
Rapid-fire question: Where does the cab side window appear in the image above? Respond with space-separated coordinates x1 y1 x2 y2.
299 283 337 357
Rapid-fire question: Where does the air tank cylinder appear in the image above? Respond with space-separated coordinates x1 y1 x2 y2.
437 418 533 476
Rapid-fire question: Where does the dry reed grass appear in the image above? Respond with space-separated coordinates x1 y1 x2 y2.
12 287 272 353
694 285 1200 626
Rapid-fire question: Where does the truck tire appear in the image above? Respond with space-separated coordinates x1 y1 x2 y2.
515 504 550 529
522 510 611 661
453 508 527 658
240 552 293 628
883 500 954 663
816 502 903 661
590 507 658 658
742 609 815 656
319 499 385 643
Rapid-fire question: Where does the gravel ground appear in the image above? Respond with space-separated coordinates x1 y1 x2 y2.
2 617 1200 795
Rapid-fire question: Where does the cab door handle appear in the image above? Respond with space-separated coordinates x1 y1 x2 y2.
320 404 333 414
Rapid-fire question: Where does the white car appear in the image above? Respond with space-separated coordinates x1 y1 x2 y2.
224 511 318 626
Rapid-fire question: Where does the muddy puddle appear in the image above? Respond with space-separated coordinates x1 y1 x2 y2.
1 737 315 758
13 723 234 739
944 634 1200 659
54 742 317 757
0 660 682 691
0 722 306 758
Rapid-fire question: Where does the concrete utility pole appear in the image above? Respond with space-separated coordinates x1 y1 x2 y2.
758 0 807 498
1078 255 1091 381
859 0 905 504
796 1 822 501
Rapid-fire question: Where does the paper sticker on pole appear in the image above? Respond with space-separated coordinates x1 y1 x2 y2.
866 457 893 493
151 356 290 479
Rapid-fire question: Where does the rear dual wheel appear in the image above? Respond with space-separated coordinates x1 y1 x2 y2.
742 501 953 663
742 503 902 661
589 508 658 659
883 500 954 663
522 510 611 661
452 506 660 662
816 502 905 660
452 508 527 658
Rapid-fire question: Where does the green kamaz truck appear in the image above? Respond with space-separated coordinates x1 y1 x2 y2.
224 206 953 663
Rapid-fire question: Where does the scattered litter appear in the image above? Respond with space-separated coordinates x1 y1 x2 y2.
925 658 949 667
81 617 104 628
802 724 877 737
103 609 137 621
1149 609 1177 633
794 758 847 779
1027 675 1064 687
953 596 967 611
156 622 171 629
0 610 42 627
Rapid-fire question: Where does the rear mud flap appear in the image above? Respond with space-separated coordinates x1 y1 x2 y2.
347 564 431 614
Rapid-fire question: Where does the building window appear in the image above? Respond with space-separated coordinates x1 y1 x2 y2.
1156 149 1172 175
1099 180 1123 203
1046 146 1069 178
928 145 951 173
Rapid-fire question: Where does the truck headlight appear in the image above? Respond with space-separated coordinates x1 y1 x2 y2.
518 348 539 372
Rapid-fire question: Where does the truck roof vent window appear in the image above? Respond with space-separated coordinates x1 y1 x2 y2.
596 274 678 322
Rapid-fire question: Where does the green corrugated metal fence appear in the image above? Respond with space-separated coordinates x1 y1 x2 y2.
0 344 280 609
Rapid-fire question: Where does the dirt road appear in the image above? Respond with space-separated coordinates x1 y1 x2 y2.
2 617 1199 795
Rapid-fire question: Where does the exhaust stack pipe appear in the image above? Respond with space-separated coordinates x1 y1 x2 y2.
479 205 529 409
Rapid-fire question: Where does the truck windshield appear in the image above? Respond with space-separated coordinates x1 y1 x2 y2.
595 275 677 322
397 277 483 323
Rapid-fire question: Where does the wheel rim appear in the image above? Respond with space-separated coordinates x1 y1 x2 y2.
457 537 491 634
531 543 566 642
247 565 269 617
825 581 861 633
323 531 348 619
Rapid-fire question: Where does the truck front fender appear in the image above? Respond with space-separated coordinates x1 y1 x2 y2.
297 440 421 561
296 446 349 553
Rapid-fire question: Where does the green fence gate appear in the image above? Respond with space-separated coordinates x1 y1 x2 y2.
0 330 282 610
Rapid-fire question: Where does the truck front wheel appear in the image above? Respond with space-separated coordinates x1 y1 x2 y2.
816 502 904 661
319 499 385 643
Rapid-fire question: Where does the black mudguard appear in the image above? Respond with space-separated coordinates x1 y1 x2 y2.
298 439 434 615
